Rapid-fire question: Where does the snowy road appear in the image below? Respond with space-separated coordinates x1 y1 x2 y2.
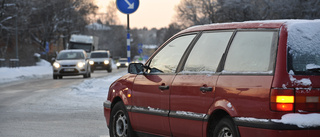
0 67 127 137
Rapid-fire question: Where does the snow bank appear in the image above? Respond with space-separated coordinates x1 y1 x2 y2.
0 59 52 84
71 71 127 98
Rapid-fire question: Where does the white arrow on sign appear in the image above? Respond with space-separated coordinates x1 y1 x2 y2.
124 0 134 9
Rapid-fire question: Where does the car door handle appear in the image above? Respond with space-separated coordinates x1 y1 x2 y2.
159 85 169 90
200 87 213 92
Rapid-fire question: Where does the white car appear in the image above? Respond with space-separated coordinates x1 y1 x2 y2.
116 58 129 69
52 49 91 79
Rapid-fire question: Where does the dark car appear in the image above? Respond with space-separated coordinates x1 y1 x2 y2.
89 50 112 73
104 20 320 137
52 49 91 79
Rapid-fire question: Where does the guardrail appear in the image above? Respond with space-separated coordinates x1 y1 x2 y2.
0 58 5 67
9 59 19 68
0 58 20 68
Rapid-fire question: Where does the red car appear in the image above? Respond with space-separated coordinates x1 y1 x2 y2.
104 20 320 137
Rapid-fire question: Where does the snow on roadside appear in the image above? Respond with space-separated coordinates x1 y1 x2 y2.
71 71 127 98
33 70 129 112
0 59 52 84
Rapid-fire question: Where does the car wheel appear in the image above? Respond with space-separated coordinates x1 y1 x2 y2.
109 102 135 137
83 70 90 78
211 116 239 137
107 68 112 73
53 75 57 79
59 76 63 79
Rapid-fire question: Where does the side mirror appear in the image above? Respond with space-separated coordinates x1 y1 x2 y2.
128 63 144 74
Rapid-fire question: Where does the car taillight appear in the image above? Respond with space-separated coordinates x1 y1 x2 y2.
295 89 320 112
270 89 294 112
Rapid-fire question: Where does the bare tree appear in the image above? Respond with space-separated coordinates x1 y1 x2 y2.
175 0 320 27
0 0 98 65
175 0 211 28
105 1 120 25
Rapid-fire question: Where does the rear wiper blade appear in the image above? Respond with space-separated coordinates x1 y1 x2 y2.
306 64 320 72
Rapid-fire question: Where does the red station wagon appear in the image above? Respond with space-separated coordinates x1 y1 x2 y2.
104 20 320 137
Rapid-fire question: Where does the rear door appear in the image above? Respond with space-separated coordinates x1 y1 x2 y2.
170 31 234 137
130 34 197 136
216 30 279 118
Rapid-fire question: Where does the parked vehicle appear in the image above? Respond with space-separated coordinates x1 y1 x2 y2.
52 49 91 79
104 20 320 137
89 50 112 73
116 58 129 69
68 34 99 54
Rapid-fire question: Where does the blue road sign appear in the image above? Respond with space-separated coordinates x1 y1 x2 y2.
116 0 140 14
138 43 143 54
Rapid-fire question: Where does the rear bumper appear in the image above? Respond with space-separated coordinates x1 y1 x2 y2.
235 118 320 137
238 126 320 137
103 101 112 127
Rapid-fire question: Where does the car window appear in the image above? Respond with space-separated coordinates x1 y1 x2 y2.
148 34 196 74
90 53 109 58
182 31 233 73
119 59 127 62
287 21 320 75
223 31 278 73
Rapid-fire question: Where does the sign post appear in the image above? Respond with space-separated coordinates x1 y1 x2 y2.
116 0 140 63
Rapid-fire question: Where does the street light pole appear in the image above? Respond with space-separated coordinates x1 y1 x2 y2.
15 12 18 60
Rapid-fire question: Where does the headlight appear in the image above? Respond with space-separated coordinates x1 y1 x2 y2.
104 60 110 65
125 62 129 66
53 62 60 68
116 63 120 66
89 60 94 65
77 62 85 68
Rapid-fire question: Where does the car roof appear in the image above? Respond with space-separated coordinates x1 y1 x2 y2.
177 20 319 35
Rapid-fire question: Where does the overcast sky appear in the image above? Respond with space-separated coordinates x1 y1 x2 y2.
94 0 181 29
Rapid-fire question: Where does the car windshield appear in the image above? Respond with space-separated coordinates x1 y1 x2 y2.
90 53 109 58
57 52 85 60
69 43 92 52
119 59 127 62
287 21 320 75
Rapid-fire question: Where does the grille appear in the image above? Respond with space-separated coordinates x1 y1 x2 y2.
62 65 76 67
60 69 79 74
94 62 103 65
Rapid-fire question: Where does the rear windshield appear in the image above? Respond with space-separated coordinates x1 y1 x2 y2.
90 53 109 58
287 21 320 75
69 43 92 53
